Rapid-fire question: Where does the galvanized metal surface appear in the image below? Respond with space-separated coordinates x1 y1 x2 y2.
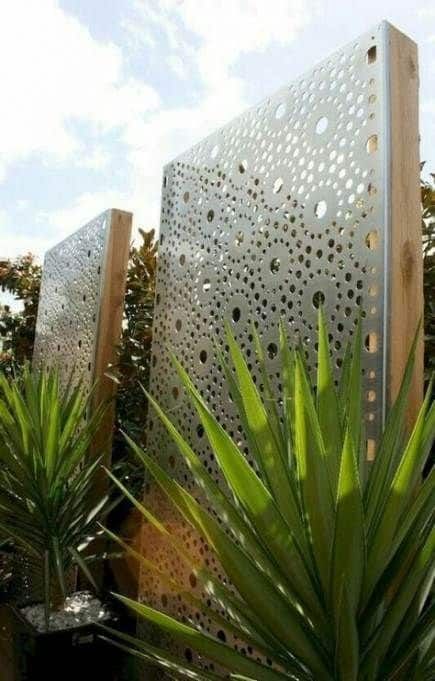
146 22 390 673
33 211 110 391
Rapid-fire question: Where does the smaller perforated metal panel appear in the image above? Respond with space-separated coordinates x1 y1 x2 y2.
33 210 111 391
140 21 418 676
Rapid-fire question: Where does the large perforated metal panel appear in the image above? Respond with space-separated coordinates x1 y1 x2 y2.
140 22 419 674
33 210 126 392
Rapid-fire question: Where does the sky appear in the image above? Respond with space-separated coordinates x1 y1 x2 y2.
0 0 434 261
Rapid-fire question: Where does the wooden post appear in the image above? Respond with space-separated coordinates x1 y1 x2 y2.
91 209 132 469
387 25 423 427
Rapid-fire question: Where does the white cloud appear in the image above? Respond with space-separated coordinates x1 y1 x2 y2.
76 147 112 171
418 7 435 19
1 0 315 260
38 189 132 246
121 0 315 232
166 54 187 79
131 0 312 91
0 0 159 178
0 192 131 260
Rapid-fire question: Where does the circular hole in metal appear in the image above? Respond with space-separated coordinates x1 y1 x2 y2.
315 116 328 134
366 45 377 64
312 291 325 309
199 350 207 364
235 231 244 246
175 319 182 332
239 160 248 173
270 257 281 274
207 209 214 222
366 134 378 154
275 103 286 119
267 342 278 359
314 200 327 218
179 254 186 265
365 332 378 353
232 307 241 323
273 177 283 194
183 191 190 203
365 230 379 250
203 279 211 292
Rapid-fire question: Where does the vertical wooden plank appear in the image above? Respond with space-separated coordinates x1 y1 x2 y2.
91 209 132 470
387 26 423 426
87 210 131 588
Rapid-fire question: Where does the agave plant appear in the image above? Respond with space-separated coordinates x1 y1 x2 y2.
104 311 434 680
0 365 111 627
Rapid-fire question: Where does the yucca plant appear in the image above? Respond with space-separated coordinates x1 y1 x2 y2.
104 311 434 680
0 365 112 628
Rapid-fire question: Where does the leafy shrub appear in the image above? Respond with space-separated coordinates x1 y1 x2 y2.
0 366 111 627
106 313 434 680
112 229 157 453
0 254 41 374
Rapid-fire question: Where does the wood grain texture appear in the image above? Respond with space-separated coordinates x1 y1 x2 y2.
91 209 132 470
85 209 131 589
387 25 423 427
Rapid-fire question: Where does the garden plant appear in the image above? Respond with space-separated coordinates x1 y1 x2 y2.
0 365 112 629
105 311 434 680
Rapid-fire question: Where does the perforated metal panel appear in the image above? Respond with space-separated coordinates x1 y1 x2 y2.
33 209 128 393
140 22 419 674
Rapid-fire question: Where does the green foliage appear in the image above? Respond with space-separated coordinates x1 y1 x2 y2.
110 228 158 496
0 254 41 374
114 228 157 446
422 167 435 378
0 366 111 628
107 312 434 680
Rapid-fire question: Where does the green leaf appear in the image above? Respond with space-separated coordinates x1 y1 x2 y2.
364 380 433 600
316 307 342 493
363 528 435 673
103 524 297 669
279 320 295 466
365 324 421 535
114 595 295 681
293 350 334 596
121 446 330 677
345 316 362 455
251 323 288 462
99 625 225 681
330 430 365 616
223 323 299 530
334 583 359 681
171 356 320 619
70 547 98 593
382 602 435 680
